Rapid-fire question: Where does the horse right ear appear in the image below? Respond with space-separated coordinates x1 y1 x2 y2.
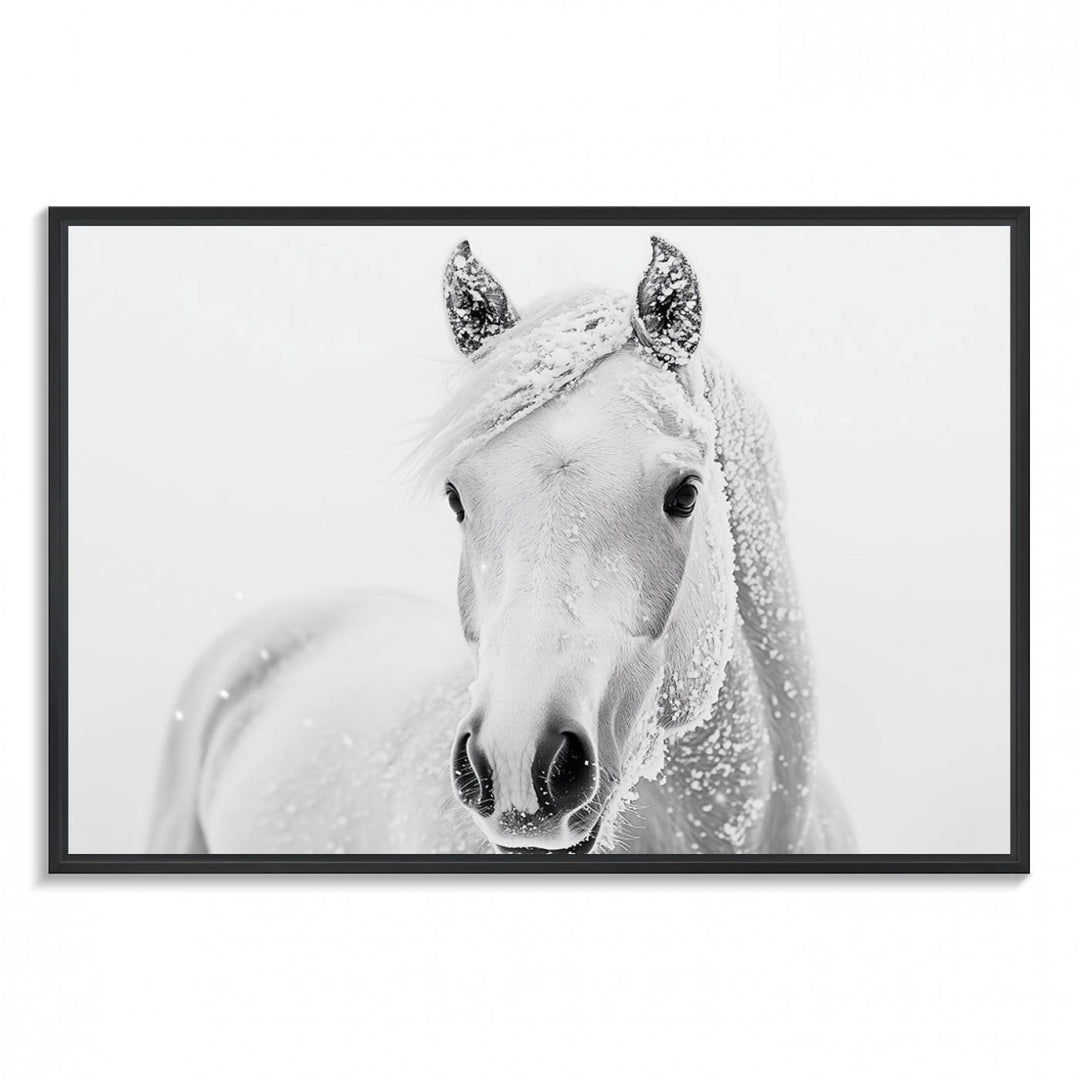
443 240 519 358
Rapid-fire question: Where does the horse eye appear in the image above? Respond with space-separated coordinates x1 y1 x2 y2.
665 478 699 518
445 483 465 523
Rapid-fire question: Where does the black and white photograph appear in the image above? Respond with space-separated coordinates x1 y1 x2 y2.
52 210 1023 869
9 4 1079 1079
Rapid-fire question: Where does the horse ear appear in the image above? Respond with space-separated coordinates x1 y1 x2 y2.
632 236 703 367
443 240 519 358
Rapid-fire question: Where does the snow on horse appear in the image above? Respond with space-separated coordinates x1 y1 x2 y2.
148 237 854 856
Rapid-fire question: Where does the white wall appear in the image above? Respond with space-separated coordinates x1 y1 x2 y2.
2 3 1074 1079
65 222 1011 856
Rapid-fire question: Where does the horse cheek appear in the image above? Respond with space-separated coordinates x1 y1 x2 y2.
635 537 690 640
457 557 480 645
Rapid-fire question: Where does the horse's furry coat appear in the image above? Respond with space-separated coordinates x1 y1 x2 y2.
149 286 854 856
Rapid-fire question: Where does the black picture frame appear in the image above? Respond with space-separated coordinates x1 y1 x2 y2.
48 206 1030 874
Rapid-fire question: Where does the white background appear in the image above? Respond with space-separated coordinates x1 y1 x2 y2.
66 223 1011 856
1 2 1074 1078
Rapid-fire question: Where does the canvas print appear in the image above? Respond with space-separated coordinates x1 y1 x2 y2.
54 212 1023 869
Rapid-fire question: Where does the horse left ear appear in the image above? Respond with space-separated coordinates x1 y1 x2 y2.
632 236 703 368
443 240 519 358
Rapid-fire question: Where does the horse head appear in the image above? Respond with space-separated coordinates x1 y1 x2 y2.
423 238 738 853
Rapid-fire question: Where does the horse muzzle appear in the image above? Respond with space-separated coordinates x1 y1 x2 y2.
451 716 603 854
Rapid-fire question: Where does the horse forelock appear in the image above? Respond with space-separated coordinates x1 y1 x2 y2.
409 288 639 491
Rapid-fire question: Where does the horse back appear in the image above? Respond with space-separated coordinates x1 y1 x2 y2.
148 590 475 854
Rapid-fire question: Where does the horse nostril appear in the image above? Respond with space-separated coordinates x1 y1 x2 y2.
533 725 598 815
451 731 494 817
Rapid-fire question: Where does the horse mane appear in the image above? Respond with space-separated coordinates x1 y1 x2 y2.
704 364 820 849
408 288 634 492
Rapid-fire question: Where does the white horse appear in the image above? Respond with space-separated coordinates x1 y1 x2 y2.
148 237 854 857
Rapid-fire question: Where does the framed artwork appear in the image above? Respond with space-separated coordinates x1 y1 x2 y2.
48 207 1029 873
